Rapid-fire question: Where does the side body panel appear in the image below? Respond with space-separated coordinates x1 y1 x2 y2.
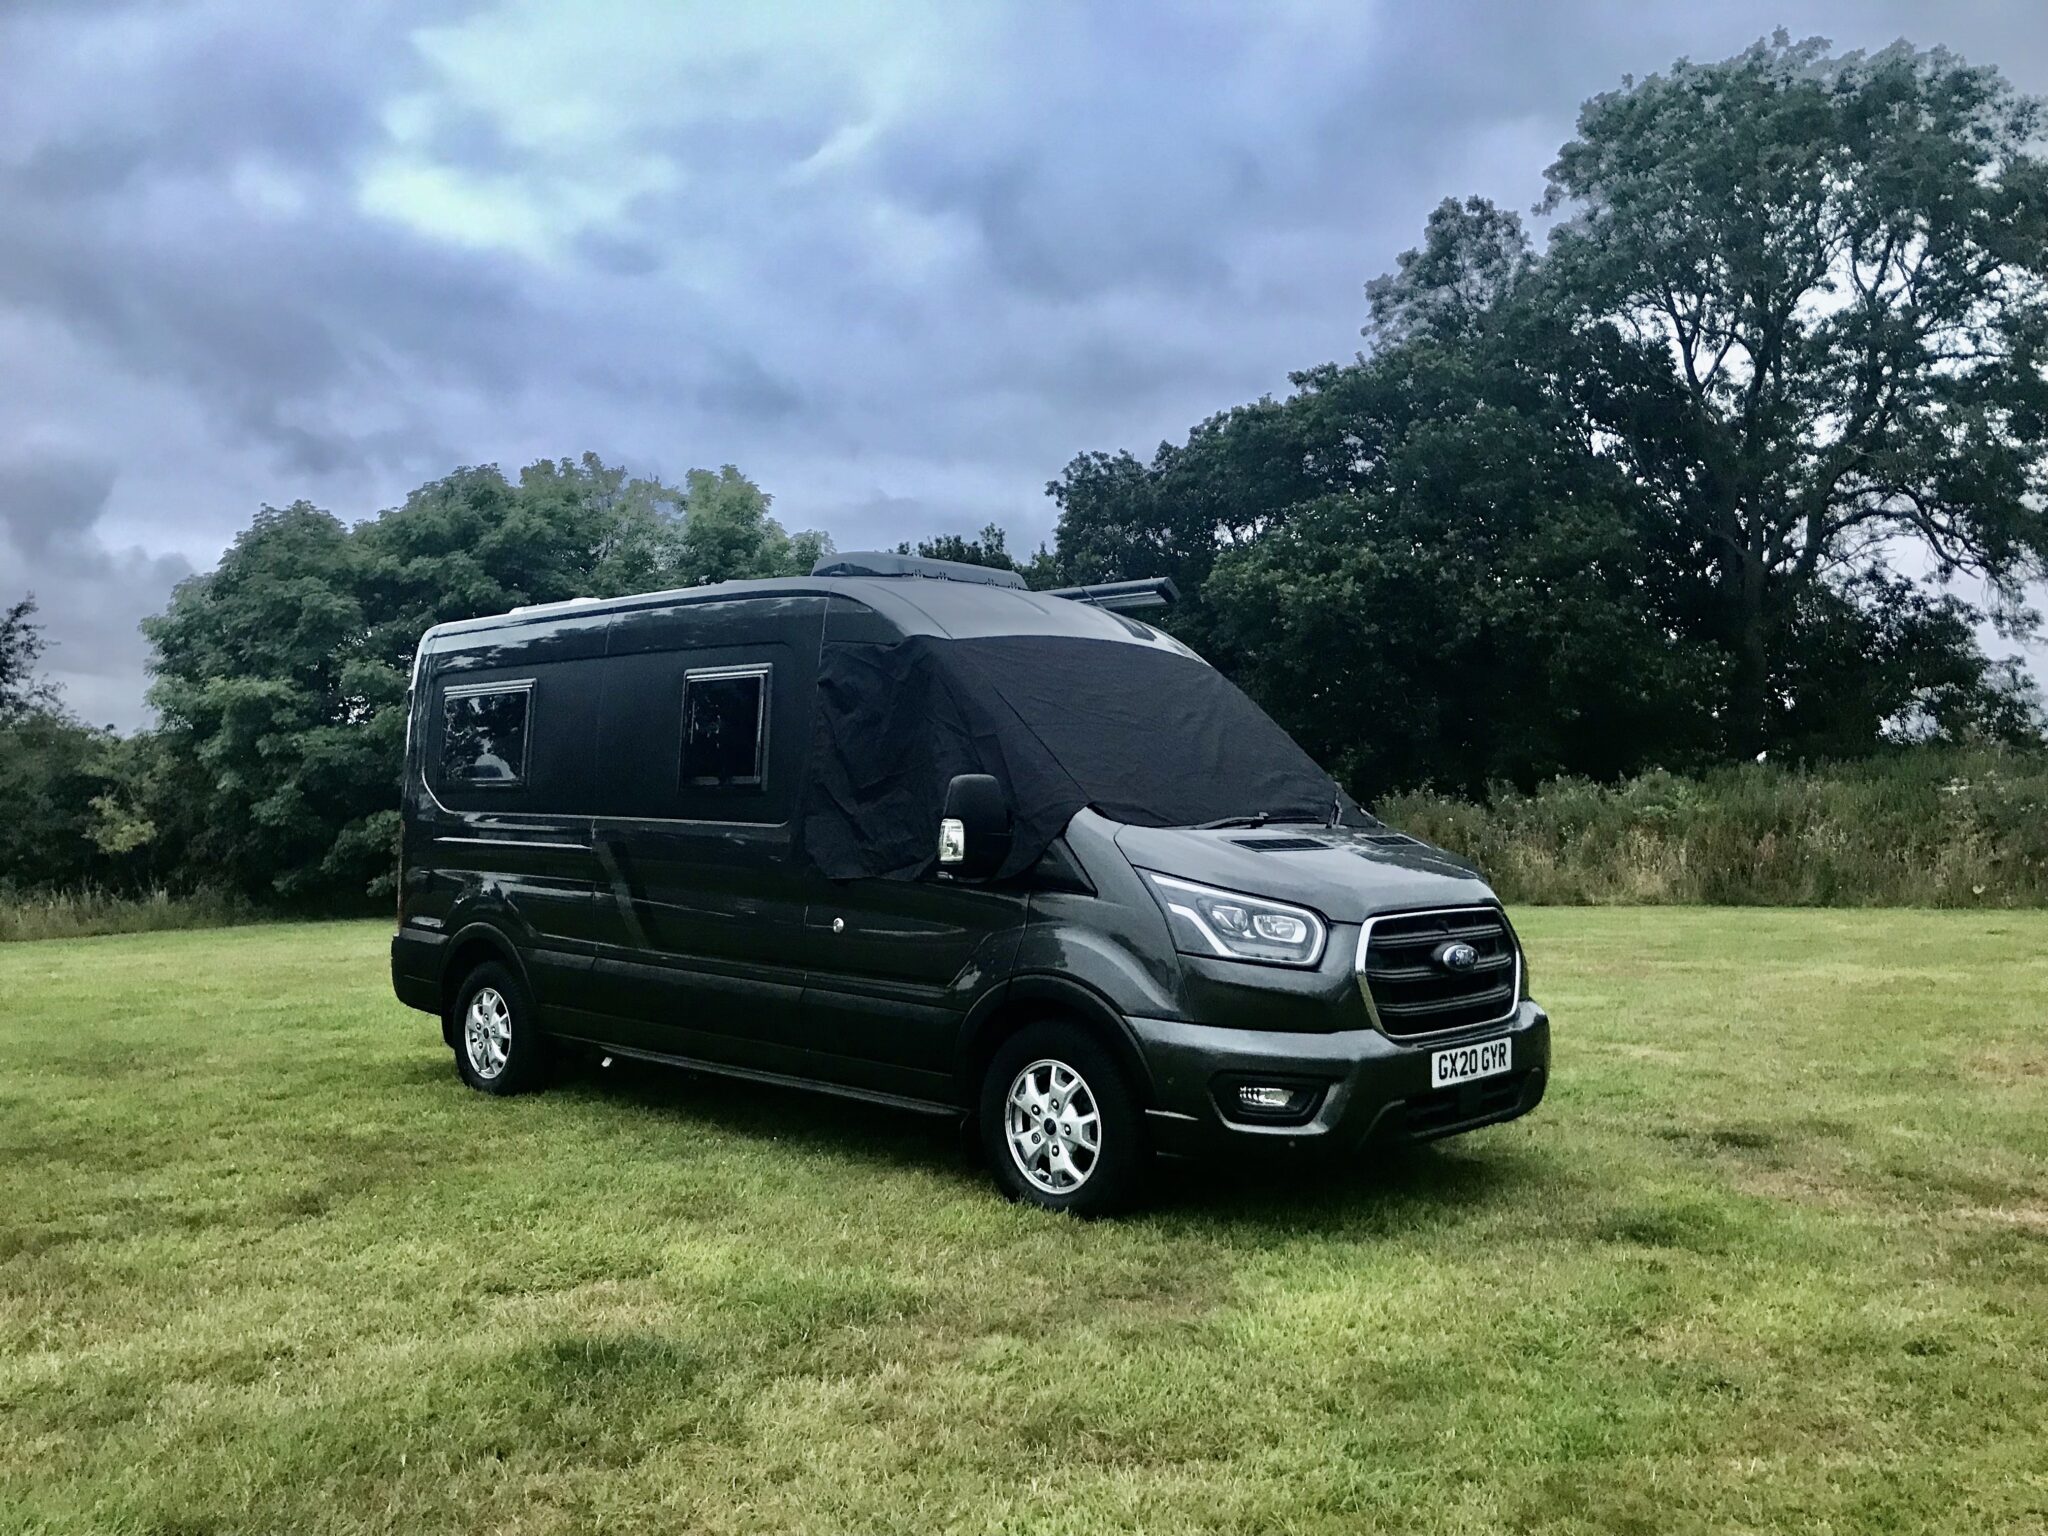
400 610 610 1017
793 596 1027 1099
800 876 1026 1097
576 594 824 1063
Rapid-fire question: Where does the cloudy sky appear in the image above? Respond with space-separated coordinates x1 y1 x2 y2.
4 1 2047 728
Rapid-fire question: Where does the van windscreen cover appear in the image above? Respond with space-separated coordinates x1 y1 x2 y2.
801 634 1339 880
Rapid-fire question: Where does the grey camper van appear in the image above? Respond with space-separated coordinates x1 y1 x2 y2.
391 553 1548 1212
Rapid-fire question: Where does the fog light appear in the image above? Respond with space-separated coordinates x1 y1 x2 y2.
1235 1083 1317 1118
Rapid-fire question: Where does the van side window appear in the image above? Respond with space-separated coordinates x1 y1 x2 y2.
680 665 769 788
441 682 533 786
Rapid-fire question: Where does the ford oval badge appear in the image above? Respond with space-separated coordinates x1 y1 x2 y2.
1435 941 1480 974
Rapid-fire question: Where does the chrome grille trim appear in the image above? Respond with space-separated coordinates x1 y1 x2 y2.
1354 904 1522 1039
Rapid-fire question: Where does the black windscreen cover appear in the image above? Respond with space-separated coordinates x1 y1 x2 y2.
801 634 1338 880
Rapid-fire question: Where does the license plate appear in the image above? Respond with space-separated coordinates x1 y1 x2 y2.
1430 1037 1511 1088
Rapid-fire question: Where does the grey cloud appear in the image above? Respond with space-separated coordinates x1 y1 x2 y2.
810 489 1040 560
0 452 116 560
1 0 2046 731
573 229 665 278
0 449 191 729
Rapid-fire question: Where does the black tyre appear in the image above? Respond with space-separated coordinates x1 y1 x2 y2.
451 961 547 1095
979 1021 1147 1215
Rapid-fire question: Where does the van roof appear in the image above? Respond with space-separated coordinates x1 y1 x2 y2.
419 573 1198 657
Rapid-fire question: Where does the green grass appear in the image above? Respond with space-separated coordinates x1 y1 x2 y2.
2 913 2044 1534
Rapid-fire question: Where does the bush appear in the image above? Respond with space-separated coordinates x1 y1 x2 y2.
0 888 258 943
1378 747 2048 906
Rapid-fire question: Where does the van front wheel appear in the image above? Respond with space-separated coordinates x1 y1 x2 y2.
979 1023 1146 1214
451 961 546 1095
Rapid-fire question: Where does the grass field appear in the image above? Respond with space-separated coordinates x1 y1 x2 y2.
2 913 2044 1535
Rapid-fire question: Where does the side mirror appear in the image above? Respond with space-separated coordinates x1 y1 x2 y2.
938 773 1012 880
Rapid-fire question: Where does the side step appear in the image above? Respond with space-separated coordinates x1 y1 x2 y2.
591 1041 962 1118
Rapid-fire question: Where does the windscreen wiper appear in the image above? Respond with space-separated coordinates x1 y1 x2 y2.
1191 812 1326 830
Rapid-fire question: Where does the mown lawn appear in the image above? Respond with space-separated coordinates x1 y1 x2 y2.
2 911 2044 1535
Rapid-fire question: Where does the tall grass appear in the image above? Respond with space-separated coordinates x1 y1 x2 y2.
0 887 258 943
1381 746 2048 907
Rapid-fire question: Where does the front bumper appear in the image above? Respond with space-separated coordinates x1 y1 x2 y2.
1128 1000 1549 1158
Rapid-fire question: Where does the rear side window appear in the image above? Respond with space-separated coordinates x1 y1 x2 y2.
680 665 769 787
441 682 533 786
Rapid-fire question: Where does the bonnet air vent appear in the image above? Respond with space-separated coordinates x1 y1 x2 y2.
1231 836 1328 852
1364 832 1424 847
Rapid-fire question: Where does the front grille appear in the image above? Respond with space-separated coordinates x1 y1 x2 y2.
1358 906 1519 1037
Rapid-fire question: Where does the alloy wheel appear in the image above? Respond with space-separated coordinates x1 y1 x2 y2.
1004 1057 1102 1194
463 986 512 1081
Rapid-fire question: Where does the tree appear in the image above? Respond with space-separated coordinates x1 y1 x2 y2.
674 465 830 585
144 455 817 903
516 453 689 595
1046 390 1340 655
1364 195 1535 349
0 595 59 721
1541 33 2048 754
145 502 381 900
0 595 191 894
1204 339 1724 796
899 523 1016 570
1041 36 2046 798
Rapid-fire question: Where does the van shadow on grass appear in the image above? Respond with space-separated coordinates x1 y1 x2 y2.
545 1048 981 1186
541 1047 1542 1231
1152 1135 1544 1235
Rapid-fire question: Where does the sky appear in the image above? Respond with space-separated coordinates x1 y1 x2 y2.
4 1 2047 730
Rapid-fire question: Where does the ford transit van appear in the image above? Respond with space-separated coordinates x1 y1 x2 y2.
391 553 1548 1212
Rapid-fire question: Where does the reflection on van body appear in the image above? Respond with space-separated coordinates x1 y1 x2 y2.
392 553 1549 1212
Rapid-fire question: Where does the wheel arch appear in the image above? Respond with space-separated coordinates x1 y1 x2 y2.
958 973 1158 1113
438 922 531 1046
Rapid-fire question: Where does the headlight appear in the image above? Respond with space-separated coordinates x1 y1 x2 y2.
1140 871 1328 967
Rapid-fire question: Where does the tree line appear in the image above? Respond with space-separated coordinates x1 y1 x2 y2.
1044 34 2048 794
4 34 2046 907
0 460 829 902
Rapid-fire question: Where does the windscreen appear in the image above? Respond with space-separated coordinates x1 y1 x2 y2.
801 633 1342 880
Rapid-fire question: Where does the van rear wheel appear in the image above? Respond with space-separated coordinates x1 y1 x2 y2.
979 1022 1146 1214
451 961 546 1095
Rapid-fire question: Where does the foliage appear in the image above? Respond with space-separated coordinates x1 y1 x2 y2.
1381 746 2048 907
1046 34 2048 796
0 711 182 894
1539 33 2048 753
141 455 825 903
0 886 253 943
899 522 1018 571
0 595 60 721
897 523 1061 587
4 915 2046 1531
675 464 832 584
1047 388 1334 644
1201 327 1724 794
0 710 113 890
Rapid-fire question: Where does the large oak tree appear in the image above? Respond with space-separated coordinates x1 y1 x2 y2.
1045 35 2047 796
1543 33 2048 754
